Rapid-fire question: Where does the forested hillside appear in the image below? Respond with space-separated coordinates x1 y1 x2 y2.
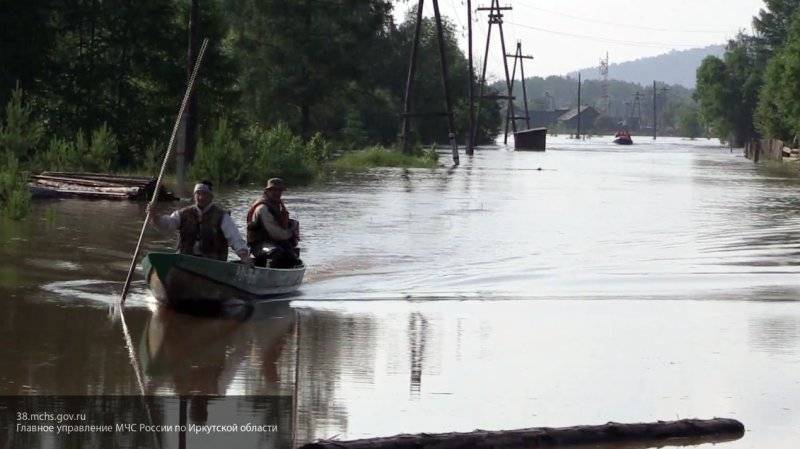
567 45 725 88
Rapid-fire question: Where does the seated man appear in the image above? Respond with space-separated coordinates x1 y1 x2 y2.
148 181 252 264
246 178 300 268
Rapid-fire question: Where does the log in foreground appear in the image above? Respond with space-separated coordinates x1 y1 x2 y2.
301 418 744 449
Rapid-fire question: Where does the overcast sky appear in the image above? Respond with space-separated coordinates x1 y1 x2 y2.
393 0 765 80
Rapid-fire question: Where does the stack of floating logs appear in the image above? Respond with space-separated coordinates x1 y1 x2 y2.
29 172 179 201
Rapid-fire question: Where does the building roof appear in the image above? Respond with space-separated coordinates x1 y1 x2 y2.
557 105 598 122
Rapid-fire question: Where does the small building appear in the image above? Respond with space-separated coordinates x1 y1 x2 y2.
530 109 570 129
558 106 601 132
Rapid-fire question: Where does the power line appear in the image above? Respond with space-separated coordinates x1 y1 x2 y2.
505 21 709 49
514 3 733 34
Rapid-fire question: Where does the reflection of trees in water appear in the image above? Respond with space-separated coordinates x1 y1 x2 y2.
748 314 800 356
294 309 378 445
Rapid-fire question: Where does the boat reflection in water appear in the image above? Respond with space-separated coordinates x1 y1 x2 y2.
136 301 298 449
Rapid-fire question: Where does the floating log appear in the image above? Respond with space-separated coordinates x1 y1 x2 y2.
29 172 178 201
300 418 744 449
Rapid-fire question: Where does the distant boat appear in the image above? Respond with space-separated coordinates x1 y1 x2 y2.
613 131 633 145
142 252 305 307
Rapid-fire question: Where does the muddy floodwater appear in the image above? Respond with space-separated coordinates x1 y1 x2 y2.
1 136 799 448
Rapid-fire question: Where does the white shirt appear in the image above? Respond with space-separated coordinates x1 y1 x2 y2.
153 203 248 254
252 204 294 241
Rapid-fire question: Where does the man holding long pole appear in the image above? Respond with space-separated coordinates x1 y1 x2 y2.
147 181 252 264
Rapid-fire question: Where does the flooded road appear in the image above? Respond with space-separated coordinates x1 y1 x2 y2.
1 136 799 448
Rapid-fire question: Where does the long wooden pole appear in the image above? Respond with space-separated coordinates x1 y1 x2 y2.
120 38 209 305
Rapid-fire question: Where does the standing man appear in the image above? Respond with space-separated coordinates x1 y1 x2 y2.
149 181 252 264
246 178 300 268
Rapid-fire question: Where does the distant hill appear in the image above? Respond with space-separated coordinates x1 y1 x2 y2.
566 45 725 88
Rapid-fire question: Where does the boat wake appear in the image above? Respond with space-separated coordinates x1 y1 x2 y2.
41 279 154 308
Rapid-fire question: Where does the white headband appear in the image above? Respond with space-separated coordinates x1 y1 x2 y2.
193 183 212 194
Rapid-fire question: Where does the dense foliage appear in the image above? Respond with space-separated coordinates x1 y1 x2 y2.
0 0 503 218
0 0 500 173
695 0 800 145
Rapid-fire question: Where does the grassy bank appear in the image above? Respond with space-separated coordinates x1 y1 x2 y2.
0 88 445 220
330 146 439 171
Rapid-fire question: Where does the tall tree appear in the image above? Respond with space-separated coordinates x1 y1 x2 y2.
0 0 55 108
756 13 800 142
695 34 763 145
752 0 800 52
229 0 394 138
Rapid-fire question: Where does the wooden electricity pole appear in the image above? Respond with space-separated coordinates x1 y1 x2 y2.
472 0 514 148
399 0 459 165
466 0 475 155
653 80 657 140
577 72 582 139
504 41 533 141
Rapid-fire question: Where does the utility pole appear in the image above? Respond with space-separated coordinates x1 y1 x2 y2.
399 0 459 164
653 80 657 140
399 1 425 156
466 0 475 155
504 41 533 142
576 72 582 139
472 0 514 149
432 0 459 164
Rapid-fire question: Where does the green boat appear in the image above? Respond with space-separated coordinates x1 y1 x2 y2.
141 252 305 305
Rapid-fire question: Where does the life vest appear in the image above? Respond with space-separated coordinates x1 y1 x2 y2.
177 204 229 260
246 197 289 246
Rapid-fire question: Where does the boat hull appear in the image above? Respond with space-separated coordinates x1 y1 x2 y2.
142 252 305 306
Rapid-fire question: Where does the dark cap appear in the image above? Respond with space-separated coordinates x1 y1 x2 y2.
265 178 286 191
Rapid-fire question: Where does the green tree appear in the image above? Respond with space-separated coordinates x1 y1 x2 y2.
17 0 237 169
695 35 763 145
756 13 800 143
752 0 800 52
0 0 55 108
228 0 394 137
677 105 702 138
0 87 44 161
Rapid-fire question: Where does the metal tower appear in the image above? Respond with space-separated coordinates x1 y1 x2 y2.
599 52 609 115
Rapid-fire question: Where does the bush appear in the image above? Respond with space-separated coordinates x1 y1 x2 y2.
332 145 439 170
188 118 248 187
340 110 368 150
84 124 117 172
141 141 164 174
247 123 319 184
0 152 31 220
32 125 118 173
0 87 44 162
33 137 81 171
305 132 333 164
